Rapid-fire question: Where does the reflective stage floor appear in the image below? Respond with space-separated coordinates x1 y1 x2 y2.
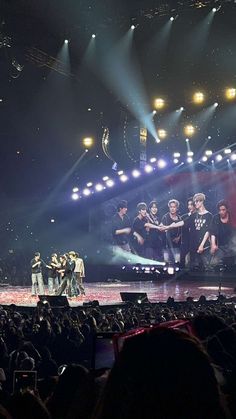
0 271 236 307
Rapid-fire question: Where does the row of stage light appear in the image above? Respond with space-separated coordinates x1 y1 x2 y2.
153 88 236 111
71 147 236 201
63 6 223 45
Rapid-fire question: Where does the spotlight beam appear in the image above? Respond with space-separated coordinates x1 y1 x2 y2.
32 150 88 220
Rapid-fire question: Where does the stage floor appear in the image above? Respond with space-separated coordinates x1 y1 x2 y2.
0 272 236 307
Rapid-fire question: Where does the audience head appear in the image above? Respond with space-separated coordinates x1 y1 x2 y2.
94 327 227 419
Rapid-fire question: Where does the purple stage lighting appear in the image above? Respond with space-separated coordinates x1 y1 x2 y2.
106 179 114 187
120 174 128 182
95 183 104 192
83 188 91 196
132 169 141 178
144 164 153 173
72 193 79 200
157 159 166 169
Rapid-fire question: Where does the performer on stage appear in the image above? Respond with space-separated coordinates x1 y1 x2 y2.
47 253 60 295
132 202 149 257
30 252 46 296
73 252 86 296
210 200 235 268
111 200 131 253
56 254 75 297
161 193 212 270
180 197 196 268
145 201 163 261
161 199 182 264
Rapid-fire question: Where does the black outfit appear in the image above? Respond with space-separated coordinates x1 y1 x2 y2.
161 213 182 264
185 211 213 269
132 216 149 256
210 215 235 267
145 213 163 261
210 215 233 247
56 260 75 297
30 258 46 274
180 212 193 268
161 213 182 249
111 213 131 246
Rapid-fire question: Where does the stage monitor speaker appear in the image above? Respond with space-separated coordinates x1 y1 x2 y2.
38 295 69 307
120 292 149 304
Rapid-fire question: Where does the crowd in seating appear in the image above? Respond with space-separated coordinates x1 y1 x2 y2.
0 299 236 418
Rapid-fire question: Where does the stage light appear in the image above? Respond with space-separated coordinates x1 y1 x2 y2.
205 150 213 156
144 164 153 173
95 183 104 191
225 88 236 100
173 152 180 158
224 148 231 154
187 151 194 157
150 157 157 163
202 156 208 162
170 16 174 21
118 170 124 175
120 174 128 182
106 179 114 187
86 182 93 187
231 153 236 161
184 125 195 136
157 159 166 169
131 25 135 30
167 266 174 275
180 106 184 111
50 219 55 223
193 91 204 104
216 154 222 162
72 187 79 193
187 157 193 163
92 34 96 38
72 193 79 200
173 158 179 164
132 169 141 178
152 110 157 115
154 97 165 110
83 188 91 196
212 8 217 12
157 129 167 139
102 176 109 181
214 102 219 107
83 137 94 148
64 39 69 44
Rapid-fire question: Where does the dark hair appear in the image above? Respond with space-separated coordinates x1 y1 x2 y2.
187 197 194 205
117 200 128 211
137 202 147 212
148 201 158 210
34 252 40 257
93 328 227 419
217 200 230 211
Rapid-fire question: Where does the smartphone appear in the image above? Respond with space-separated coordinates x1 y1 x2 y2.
91 332 116 371
13 371 37 393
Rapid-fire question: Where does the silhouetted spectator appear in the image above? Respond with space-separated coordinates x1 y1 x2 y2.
93 328 229 419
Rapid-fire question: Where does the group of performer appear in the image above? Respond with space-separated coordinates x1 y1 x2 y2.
111 193 235 271
30 251 85 297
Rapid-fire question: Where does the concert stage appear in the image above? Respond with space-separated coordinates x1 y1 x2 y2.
0 271 236 308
